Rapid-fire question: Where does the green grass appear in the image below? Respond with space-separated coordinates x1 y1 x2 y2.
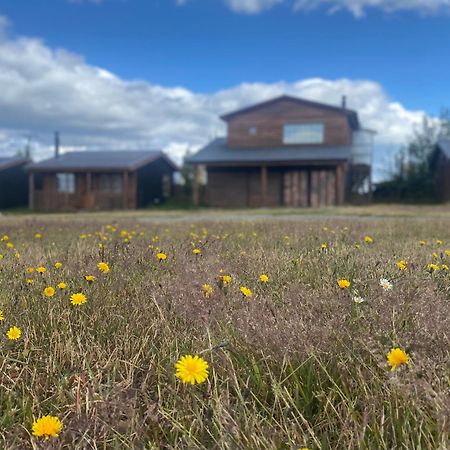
0 213 449 449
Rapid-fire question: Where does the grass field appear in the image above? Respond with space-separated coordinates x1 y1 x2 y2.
0 210 449 449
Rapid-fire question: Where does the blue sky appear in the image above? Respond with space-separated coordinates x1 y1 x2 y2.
0 0 449 179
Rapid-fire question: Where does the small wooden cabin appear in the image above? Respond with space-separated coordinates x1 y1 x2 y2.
27 151 177 211
0 156 29 210
187 95 374 208
431 140 450 202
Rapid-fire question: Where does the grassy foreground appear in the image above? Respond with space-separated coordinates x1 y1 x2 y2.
0 214 449 449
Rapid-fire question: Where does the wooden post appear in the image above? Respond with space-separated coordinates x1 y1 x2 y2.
122 171 129 209
86 172 92 193
28 172 34 210
260 166 268 207
193 165 200 206
336 164 345 206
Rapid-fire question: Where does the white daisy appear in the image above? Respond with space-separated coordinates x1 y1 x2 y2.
353 295 365 304
379 278 393 291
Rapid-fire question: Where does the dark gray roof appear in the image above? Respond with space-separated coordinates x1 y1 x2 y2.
0 156 29 171
438 139 450 159
27 150 177 172
186 138 352 165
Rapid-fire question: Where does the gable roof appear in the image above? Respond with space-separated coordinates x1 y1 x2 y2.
0 156 29 171
27 150 178 172
437 139 450 159
220 95 360 130
185 138 352 165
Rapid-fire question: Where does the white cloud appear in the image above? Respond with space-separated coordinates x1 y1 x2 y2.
224 0 283 14
0 18 431 180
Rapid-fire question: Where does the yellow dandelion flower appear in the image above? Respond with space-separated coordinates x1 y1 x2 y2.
43 287 55 298
0 254 4 260
364 235 373 244
436 239 443 245
387 347 409 370
70 293 87 306
259 274 269 283
428 263 440 272
97 262 110 273
7 326 21 340
220 275 232 287
202 284 214 298
36 266 46 274
6 242 14 248
175 355 209 385
26 278 34 285
84 275 96 282
0 310 4 321
337 279 351 289
57 282 67 289
26 267 34 274
32 415 63 439
419 240 426 246
54 262 62 269
0 234 9 241
156 252 167 261
442 264 449 271
396 260 408 271
240 286 253 298
445 250 450 256
34 233 42 239
192 248 201 255
321 243 328 250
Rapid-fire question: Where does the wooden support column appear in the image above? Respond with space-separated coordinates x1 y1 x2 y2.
28 172 34 210
260 166 268 207
193 165 200 206
86 172 92 192
122 171 129 209
336 164 345 206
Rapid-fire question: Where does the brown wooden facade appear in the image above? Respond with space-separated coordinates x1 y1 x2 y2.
190 95 363 208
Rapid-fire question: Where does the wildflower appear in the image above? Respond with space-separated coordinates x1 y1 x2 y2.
34 233 42 239
0 254 3 260
175 355 209 385
240 286 253 298
379 278 393 291
396 260 408 271
6 242 14 248
320 243 327 251
387 347 409 370
156 252 167 261
192 248 201 255
364 235 373 244
7 326 21 340
352 295 365 304
337 279 351 289
79 234 87 239
57 282 67 289
220 275 232 287
0 235 8 241
36 266 46 274
436 239 443 245
202 284 214 298
32 415 63 439
259 274 269 283
97 262 110 273
442 264 449 271
26 279 34 285
446 250 450 256
427 263 440 272
43 287 55 298
70 293 87 306
54 262 62 269
419 240 426 246
0 310 4 320
84 275 96 283
26 267 35 274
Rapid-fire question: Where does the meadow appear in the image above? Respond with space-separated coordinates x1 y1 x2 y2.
0 211 449 449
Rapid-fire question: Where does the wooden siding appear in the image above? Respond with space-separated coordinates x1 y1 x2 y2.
227 98 353 148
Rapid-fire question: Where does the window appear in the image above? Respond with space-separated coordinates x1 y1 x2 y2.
57 173 75 193
101 174 122 193
249 126 257 136
162 174 171 198
283 123 324 144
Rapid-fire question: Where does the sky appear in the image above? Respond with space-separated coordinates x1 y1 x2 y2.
0 0 450 180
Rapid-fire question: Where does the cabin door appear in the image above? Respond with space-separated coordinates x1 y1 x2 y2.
283 169 337 207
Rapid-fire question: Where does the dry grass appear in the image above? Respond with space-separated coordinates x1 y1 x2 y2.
0 214 449 449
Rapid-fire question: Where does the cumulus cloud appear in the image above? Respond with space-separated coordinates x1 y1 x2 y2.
0 17 429 179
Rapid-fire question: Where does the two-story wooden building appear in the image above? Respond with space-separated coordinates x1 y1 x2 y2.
27 150 177 211
187 95 374 207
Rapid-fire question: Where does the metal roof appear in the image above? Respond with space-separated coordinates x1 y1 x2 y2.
0 156 29 171
27 150 177 172
186 138 352 165
438 139 450 159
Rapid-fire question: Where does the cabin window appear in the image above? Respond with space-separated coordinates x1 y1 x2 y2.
283 123 324 144
162 174 171 198
57 173 75 193
101 174 122 193
249 126 257 136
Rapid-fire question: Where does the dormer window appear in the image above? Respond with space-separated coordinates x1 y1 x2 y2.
283 123 324 144
249 126 258 136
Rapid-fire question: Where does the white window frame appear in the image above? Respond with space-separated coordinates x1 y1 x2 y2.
283 123 324 145
57 173 75 194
